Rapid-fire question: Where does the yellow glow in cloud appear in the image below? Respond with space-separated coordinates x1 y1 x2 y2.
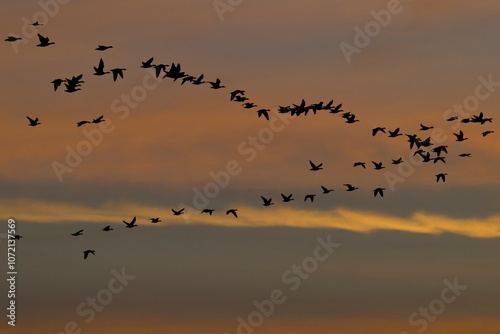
3 198 500 238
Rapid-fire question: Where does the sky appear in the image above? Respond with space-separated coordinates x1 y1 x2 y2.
1 1 500 333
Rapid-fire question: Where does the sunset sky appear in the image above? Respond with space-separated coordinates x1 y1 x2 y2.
1 1 500 333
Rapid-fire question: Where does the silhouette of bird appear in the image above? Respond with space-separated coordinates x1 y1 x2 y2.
281 193 294 202
27 116 41 126
101 225 113 231
208 78 225 89
92 115 105 124
436 173 447 182
446 116 458 121
433 157 446 164
321 186 333 194
5 36 22 42
71 229 83 236
13 235 22 240
372 127 386 136
31 21 44 26
83 250 95 260
226 209 238 217
172 208 185 216
388 128 402 137
51 79 64 91
329 103 343 114
458 153 471 157
406 134 419 149
96 45 113 51
392 157 403 164
201 209 215 215
257 109 270 120
353 162 366 169
77 121 90 127
123 217 137 228
278 106 291 113
234 95 249 102
149 218 161 223
454 131 468 141
261 196 274 206
345 114 359 123
154 64 167 78
373 188 385 197
191 74 205 85
36 34 54 47
432 145 448 156
304 194 316 202
181 76 195 85
230 90 245 101
64 83 81 93
93 58 109 76
111 68 126 81
243 102 257 109
372 161 385 170
141 57 155 68
309 160 323 171
482 131 494 137
461 118 470 123
420 124 434 131
344 184 358 191
163 63 186 81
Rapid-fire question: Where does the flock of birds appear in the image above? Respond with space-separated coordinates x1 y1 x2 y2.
5 25 496 260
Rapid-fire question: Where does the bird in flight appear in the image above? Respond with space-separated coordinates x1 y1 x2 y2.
201 209 215 215
230 90 245 101
458 153 471 158
372 161 385 170
77 120 90 127
5 36 22 42
243 102 257 109
149 218 161 223
226 209 238 218
281 193 294 202
446 116 458 121
304 194 316 202
93 58 110 76
101 225 113 231
208 78 225 89
13 235 22 240
432 145 448 156
372 127 386 136
261 196 274 206
27 116 41 126
36 34 54 47
321 186 334 194
482 131 494 137
71 229 84 236
309 160 323 171
373 188 385 197
433 157 446 164
172 208 185 216
257 109 270 120
391 157 403 165
96 45 113 51
141 57 155 68
453 131 468 142
191 74 205 85
31 21 44 26
353 162 366 169
344 184 358 191
83 250 95 260
123 217 137 228
420 124 434 131
51 79 64 91
436 173 448 183
111 68 126 81
388 128 402 137
92 115 105 124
